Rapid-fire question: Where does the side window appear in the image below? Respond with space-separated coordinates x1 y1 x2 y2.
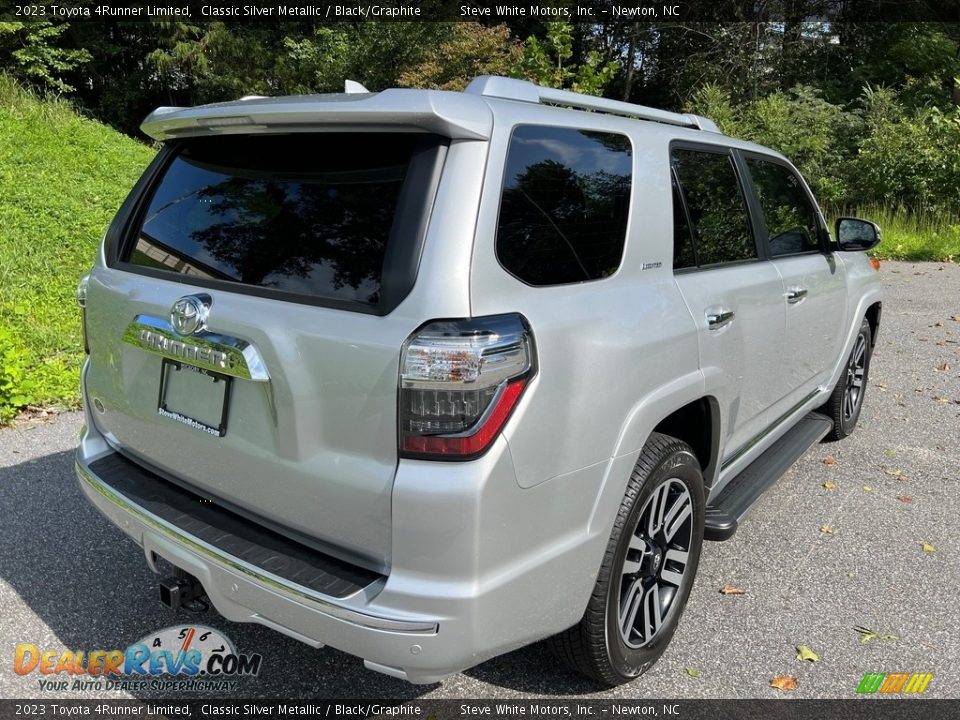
747 159 820 256
672 174 696 270
671 148 756 266
496 125 632 286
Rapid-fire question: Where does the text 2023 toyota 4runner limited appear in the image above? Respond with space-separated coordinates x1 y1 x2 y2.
75 76 882 686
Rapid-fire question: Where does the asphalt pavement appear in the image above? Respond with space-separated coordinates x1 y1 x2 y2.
1 261 958 700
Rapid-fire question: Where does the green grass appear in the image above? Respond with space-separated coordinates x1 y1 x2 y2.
831 205 960 262
0 75 156 415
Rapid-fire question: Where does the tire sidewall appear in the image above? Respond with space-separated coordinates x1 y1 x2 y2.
604 447 705 680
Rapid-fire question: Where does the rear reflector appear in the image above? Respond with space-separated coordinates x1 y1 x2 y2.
399 314 534 461
77 273 90 354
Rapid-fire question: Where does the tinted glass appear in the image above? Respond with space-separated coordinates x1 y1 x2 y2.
747 159 820 256
672 175 696 270
127 133 429 307
671 149 756 266
496 125 632 286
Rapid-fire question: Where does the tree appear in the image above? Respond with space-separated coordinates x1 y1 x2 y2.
511 21 618 95
397 23 520 91
0 21 90 93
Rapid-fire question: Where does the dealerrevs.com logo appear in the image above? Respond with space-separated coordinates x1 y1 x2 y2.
14 625 262 692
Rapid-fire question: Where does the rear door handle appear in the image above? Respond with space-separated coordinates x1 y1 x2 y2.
786 286 808 303
706 309 735 329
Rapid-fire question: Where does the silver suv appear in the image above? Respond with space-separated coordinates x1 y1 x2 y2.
75 76 882 686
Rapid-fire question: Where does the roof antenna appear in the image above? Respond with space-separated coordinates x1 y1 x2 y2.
344 80 370 94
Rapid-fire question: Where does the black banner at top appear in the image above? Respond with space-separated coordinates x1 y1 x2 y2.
2 0 959 23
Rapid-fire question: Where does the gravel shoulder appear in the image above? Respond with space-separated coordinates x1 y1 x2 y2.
1 261 958 700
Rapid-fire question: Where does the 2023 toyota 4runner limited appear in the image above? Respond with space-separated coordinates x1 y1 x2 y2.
75 76 882 686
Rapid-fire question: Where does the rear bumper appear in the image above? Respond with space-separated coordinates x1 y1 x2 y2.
76 434 449 682
75 384 616 683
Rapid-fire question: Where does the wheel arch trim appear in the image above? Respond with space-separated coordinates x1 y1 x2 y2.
588 371 714 535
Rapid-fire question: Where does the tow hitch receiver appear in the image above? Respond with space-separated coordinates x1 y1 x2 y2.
159 569 208 612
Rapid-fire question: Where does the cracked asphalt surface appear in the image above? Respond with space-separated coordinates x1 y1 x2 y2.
1 261 958 700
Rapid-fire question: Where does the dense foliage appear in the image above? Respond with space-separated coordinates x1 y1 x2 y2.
2 17 958 216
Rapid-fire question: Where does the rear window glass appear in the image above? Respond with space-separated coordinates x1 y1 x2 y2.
126 133 433 308
496 125 632 286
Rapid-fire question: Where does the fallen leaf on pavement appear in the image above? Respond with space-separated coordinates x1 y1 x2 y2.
822 456 836 465
820 525 834 534
855 626 898 644
770 675 799 692
719 584 746 595
935 362 951 372
686 667 701 678
922 542 936 553
796 645 820 663
896 494 913 503
884 468 907 480
823 481 837 490
863 485 874 492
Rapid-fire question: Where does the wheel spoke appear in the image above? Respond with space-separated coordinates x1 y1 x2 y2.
854 336 866 365
622 534 646 576
659 549 689 587
641 583 663 644
620 579 644 642
646 483 669 537
662 492 692 542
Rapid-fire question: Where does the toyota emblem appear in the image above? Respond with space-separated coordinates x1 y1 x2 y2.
170 294 211 336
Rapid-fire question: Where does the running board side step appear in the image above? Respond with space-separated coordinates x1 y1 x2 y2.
704 412 833 541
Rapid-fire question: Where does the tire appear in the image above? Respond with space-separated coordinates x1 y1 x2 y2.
550 432 705 686
822 319 872 441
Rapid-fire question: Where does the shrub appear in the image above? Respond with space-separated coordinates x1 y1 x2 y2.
0 327 34 422
851 86 960 213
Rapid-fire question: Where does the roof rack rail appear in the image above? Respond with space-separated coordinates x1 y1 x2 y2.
464 76 720 133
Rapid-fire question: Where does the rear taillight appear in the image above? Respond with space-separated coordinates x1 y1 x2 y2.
76 273 90 354
399 314 534 460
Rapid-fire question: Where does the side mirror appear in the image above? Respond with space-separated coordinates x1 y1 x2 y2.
835 217 881 251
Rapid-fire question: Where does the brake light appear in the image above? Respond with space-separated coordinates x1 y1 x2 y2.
399 314 534 460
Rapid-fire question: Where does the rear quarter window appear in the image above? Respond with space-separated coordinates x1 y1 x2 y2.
123 132 443 312
496 125 632 286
